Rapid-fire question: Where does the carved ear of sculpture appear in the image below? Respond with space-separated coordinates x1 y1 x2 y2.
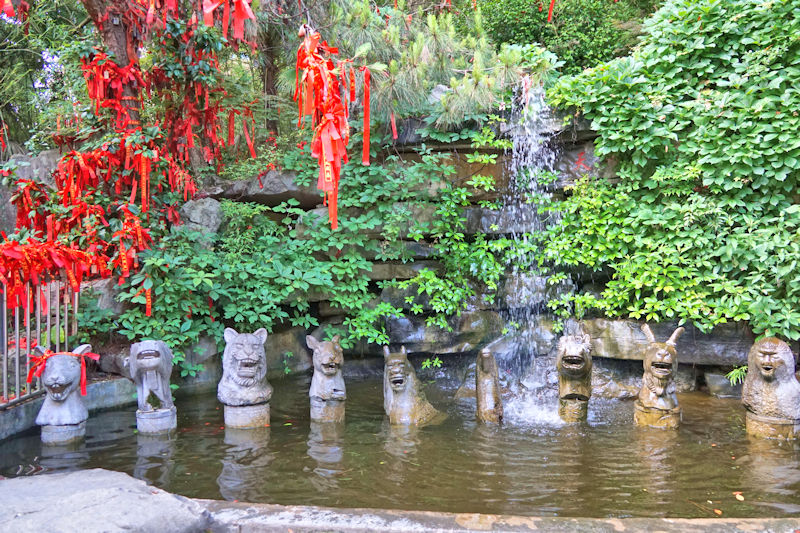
253 328 268 345
401 346 407 357
641 324 656 343
666 326 685 347
331 335 341 346
383 346 391 359
306 335 320 351
34 345 46 356
224 328 239 344
72 344 93 356
582 334 592 348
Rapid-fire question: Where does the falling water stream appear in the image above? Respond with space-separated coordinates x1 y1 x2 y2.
498 79 565 426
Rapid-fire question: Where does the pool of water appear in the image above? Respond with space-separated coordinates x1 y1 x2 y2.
2 373 800 518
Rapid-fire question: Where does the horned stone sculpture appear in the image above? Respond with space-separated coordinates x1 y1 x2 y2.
126 339 177 434
383 346 445 426
476 348 503 425
634 324 684 429
742 337 800 440
36 344 92 444
218 327 271 428
307 335 346 423
556 332 593 423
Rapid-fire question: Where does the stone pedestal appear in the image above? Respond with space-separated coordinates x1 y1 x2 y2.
40 421 86 445
558 398 588 423
633 401 681 429
310 398 345 423
746 412 800 440
224 403 270 428
136 406 177 434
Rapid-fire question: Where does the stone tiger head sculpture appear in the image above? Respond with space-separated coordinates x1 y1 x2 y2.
556 332 593 402
307 335 345 401
743 337 800 420
638 324 683 411
383 346 444 426
218 327 272 407
35 345 92 427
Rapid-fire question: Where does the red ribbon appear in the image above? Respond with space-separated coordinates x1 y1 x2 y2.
362 67 371 166
547 0 556 22
27 349 101 397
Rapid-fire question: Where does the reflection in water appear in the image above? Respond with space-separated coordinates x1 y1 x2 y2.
134 433 176 486
217 427 272 501
40 440 90 472
3 378 800 518
307 421 345 491
742 438 800 513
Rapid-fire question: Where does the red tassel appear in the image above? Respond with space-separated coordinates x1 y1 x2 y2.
362 68 371 165
390 111 398 140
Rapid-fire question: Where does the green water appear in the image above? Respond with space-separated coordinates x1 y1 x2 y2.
2 374 799 518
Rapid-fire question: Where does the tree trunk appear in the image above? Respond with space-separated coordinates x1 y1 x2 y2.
80 0 141 128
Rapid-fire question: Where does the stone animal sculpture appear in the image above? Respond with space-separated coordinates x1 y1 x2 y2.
218 328 271 406
218 328 271 428
742 337 800 439
476 348 503 425
383 346 445 426
307 335 346 423
556 332 593 423
634 324 684 429
36 345 93 444
126 340 175 412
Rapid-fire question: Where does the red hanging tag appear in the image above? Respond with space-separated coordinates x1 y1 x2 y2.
242 119 256 158
547 0 556 22
145 287 152 317
390 111 398 140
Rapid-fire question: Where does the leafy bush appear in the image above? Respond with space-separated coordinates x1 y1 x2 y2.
543 0 800 338
477 0 658 74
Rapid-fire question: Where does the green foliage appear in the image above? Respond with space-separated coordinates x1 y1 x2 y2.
478 0 657 75
544 0 800 339
726 366 747 386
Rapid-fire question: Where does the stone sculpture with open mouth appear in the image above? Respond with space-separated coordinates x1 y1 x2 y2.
634 324 684 429
35 344 93 445
126 339 177 434
307 335 346 423
556 332 593 423
218 327 271 428
383 346 445 426
742 337 800 440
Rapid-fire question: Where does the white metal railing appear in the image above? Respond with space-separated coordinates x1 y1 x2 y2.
1 279 78 409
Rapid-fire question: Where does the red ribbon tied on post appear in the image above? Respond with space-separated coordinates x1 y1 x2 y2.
27 347 101 397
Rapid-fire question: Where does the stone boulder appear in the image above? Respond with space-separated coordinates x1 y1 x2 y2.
11 149 61 185
386 310 505 355
0 469 211 533
179 197 222 234
220 170 321 208
265 326 313 378
580 318 757 366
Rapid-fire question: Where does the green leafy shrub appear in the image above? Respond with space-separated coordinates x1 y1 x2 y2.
544 0 800 338
477 0 658 74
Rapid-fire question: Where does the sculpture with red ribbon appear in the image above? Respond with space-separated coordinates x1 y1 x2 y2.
26 346 101 396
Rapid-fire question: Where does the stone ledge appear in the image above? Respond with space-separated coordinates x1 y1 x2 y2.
201 499 800 532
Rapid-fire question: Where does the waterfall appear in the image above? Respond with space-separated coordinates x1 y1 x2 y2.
500 77 564 426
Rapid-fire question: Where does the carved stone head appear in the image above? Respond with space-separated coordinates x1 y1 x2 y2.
743 337 800 421
556 333 593 401
218 328 271 407
128 340 173 379
35 344 92 427
307 335 343 377
384 346 413 394
637 324 684 411
642 325 683 386
382 346 442 426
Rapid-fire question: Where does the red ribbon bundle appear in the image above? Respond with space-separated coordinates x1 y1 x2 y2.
26 348 101 397
294 26 372 230
202 0 255 41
